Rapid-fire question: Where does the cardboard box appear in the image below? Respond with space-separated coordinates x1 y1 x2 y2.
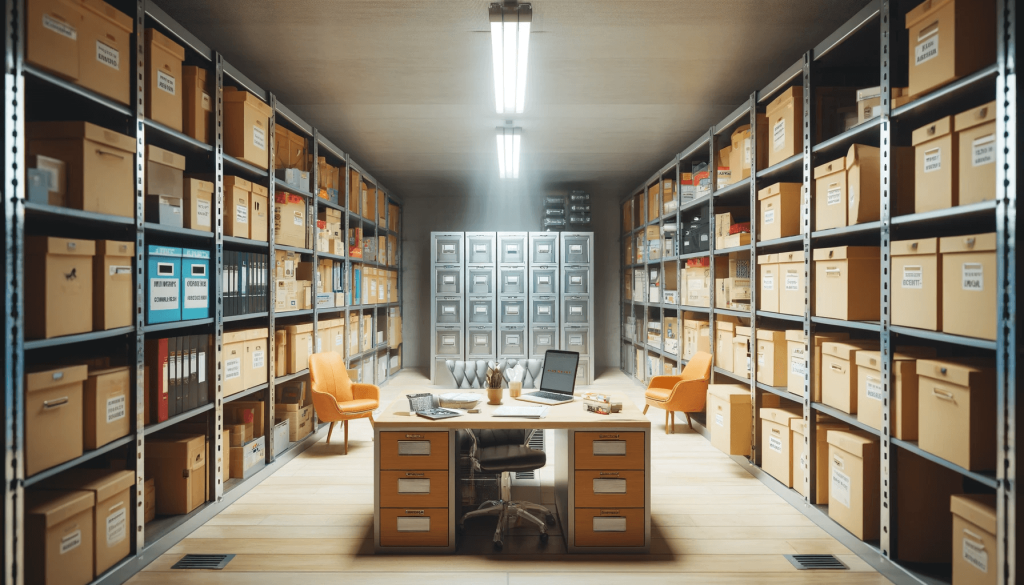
182 177 213 232
791 419 849 504
855 347 936 433
786 330 850 400
905 0 995 98
685 262 712 307
777 250 805 316
732 326 751 378
145 434 206 515
895 446 963 564
25 489 95 585
820 340 880 414
757 182 800 241
758 254 779 313
144 28 185 131
766 86 803 167
26 236 95 339
93 240 133 331
27 121 135 217
274 193 307 248
917 358 997 470
243 328 269 389
827 430 880 540
224 87 272 169
715 277 750 309
846 144 880 226
913 115 958 213
683 318 710 360
144 478 155 523
348 169 360 211
891 237 940 330
230 436 266 480
183 66 212 144
145 144 186 225
78 0 132 105
813 246 880 321
855 86 882 124
224 176 251 238
955 101 997 205
27 154 67 206
715 320 736 370
226 401 266 437
814 155 847 231
707 384 753 456
221 330 245 396
760 407 803 487
950 494 998 584
83 366 129 450
146 245 181 324
275 404 313 441
647 184 660 222
755 329 788 387
286 323 314 374
940 232 996 340
729 118 767 181
26 365 87 476
26 0 85 80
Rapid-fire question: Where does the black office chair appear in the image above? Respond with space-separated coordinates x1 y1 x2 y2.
459 428 555 550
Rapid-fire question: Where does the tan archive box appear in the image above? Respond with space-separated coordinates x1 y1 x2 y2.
855 347 936 433
892 237 941 330
84 366 130 450
682 318 710 360
286 323 314 374
777 250 805 316
224 175 251 238
729 119 767 182
183 177 213 232
755 329 788 387
757 182 800 242
144 29 185 131
26 0 85 80
250 182 269 242
917 358 997 471
791 419 849 504
846 144 881 226
26 489 95 585
766 86 803 167
26 236 95 339
221 329 245 397
224 87 272 169
913 116 958 213
647 184 660 222
27 121 135 217
813 246 880 321
275 193 307 248
905 0 995 98
955 101 997 205
826 429 880 540
760 407 803 487
78 0 132 105
93 240 133 331
820 340 880 414
814 155 847 231
733 326 751 378
714 320 737 370
950 494 998 585
183 66 212 144
786 330 851 400
26 365 88 476
707 384 753 456
243 328 269 389
758 254 779 313
274 329 288 374
940 232 996 340
145 434 207 515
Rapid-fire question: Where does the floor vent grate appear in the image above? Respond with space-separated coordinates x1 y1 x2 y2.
172 554 235 570
515 430 546 480
784 554 848 570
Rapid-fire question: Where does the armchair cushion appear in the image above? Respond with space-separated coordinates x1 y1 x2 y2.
336 399 378 414
645 387 673 403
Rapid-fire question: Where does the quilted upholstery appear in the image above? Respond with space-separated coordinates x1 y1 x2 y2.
501 358 544 389
446 360 504 389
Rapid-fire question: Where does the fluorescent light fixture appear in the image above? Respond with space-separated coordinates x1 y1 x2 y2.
490 4 532 114
496 127 522 179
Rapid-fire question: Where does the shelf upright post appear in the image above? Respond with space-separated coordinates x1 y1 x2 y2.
878 0 894 560
211 51 226 502
266 93 277 463
344 154 351 365
131 0 147 561
746 93 760 466
708 128 718 383
799 50 817 505
310 131 319 423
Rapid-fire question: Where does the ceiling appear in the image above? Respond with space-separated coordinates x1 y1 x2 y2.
159 0 869 202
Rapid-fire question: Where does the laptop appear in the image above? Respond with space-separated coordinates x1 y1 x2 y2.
516 350 580 405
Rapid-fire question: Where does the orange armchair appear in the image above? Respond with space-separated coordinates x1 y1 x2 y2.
309 352 380 454
642 351 712 433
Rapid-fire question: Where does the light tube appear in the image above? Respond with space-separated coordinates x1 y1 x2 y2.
496 131 507 178
496 127 522 179
515 21 530 113
490 20 503 114
491 4 531 114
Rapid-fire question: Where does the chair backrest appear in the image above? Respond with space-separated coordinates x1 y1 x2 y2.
445 360 503 389
309 352 353 403
682 351 713 382
501 358 544 389
475 428 529 449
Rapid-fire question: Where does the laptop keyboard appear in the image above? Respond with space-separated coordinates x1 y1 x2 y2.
530 391 570 401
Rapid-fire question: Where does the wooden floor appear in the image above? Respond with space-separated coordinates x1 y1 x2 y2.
130 369 891 584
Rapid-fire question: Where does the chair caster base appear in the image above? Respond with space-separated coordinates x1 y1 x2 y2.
545 514 556 527
493 540 503 551
539 532 549 544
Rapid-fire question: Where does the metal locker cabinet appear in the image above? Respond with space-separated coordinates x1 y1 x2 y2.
530 265 559 295
432 326 464 386
467 328 496 359
497 232 528 265
466 266 496 295
434 297 464 325
530 296 558 327
498 266 526 295
498 298 527 327
498 327 527 359
530 328 558 358
562 266 591 295
465 232 496 265
528 232 559 265
560 232 592 264
562 296 591 325
466 298 496 326
432 232 464 264
431 232 466 384
433 266 463 295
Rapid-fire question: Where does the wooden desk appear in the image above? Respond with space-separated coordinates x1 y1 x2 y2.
374 390 651 554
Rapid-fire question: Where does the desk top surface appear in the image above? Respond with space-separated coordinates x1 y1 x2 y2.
375 390 651 430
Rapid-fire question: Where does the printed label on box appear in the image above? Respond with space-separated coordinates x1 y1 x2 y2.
150 277 179 311
915 33 939 65
252 125 265 150
715 413 724 427
201 92 211 111
962 263 984 291
866 376 883 401
225 357 241 380
924 147 942 172
293 211 303 226
106 507 127 546
60 529 82 554
773 118 785 151
764 209 775 225
900 265 924 289
109 264 131 276
827 184 841 206
96 40 119 70
43 14 77 39
973 135 996 167
763 274 774 291
963 537 988 573
157 70 176 95
197 199 212 227
785 270 800 291
106 394 126 423
253 350 264 369
831 466 852 507
757 352 765 367
790 355 807 377
235 203 248 224
768 435 782 453
184 277 208 309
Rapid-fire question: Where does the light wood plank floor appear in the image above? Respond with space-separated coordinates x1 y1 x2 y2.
131 369 890 584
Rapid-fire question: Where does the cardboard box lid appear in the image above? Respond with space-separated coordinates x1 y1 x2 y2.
856 86 881 101
950 494 997 534
26 364 88 392
826 428 878 456
285 323 314 334
845 143 879 168
954 101 997 132
27 490 95 528
813 156 846 180
250 182 269 197
822 340 880 360
28 121 136 153
147 245 182 258
146 144 186 171
735 326 751 337
244 328 269 341
183 65 208 83
91 240 132 258
145 434 206 468
939 232 997 254
224 175 252 191
707 384 751 403
755 328 786 342
766 85 804 115
81 0 133 30
716 321 736 333
912 116 953 146
223 330 246 344
760 407 802 423
184 177 215 194
812 246 880 261
223 87 272 117
55 469 135 502
906 0 954 29
683 319 708 329
144 28 185 60
916 358 996 387
855 346 936 369
777 250 805 264
757 254 777 265
757 182 801 200
30 235 96 257
791 419 848 435
891 237 938 256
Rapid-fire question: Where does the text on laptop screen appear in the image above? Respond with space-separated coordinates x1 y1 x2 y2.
540 352 579 394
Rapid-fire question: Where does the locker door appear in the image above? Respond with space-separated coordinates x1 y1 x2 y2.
498 233 527 264
433 233 463 264
563 297 591 325
498 298 526 326
467 267 495 295
467 298 495 326
434 267 463 295
499 267 526 295
466 232 496 264
530 267 558 295
561 233 592 264
531 297 558 326
563 266 591 295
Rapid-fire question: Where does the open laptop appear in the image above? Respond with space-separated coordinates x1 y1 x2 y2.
516 350 580 405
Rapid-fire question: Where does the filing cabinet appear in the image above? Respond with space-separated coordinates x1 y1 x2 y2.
466 328 496 359
498 232 528 265
466 266 495 295
563 266 591 295
531 296 558 326
563 297 591 325
530 266 559 295
498 266 526 295
564 326 590 356
433 267 463 295
570 430 647 549
561 232 592 264
378 431 452 550
498 298 527 327
434 298 464 325
466 298 495 326
465 232 496 265
498 327 528 359
432 233 463 264
529 232 559 264
530 328 558 359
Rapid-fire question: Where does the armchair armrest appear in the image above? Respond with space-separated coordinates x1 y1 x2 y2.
310 389 344 421
647 375 682 390
351 383 380 402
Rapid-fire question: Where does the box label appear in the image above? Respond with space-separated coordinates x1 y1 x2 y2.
538 276 550 284
149 277 179 311
915 33 939 65
773 118 785 151
831 466 851 508
826 184 841 206
225 358 241 380
538 244 550 253
184 277 208 309
396 517 430 532
197 199 212 227
768 435 782 453
506 244 518 253
764 209 775 225
963 537 988 573
474 305 487 314
96 40 119 70
43 14 77 39
715 412 724 427
60 529 82 554
474 244 487 253
757 352 765 367
106 394 126 423
785 270 800 291
506 275 519 284
505 305 520 315
202 92 211 111
901 265 923 289
962 263 984 291
972 135 996 167
923 147 942 173
253 350 264 369
538 305 551 315
763 273 774 291
505 334 520 346
235 203 248 224
790 355 807 376
866 376 883 401
157 70 176 95
109 264 131 276
106 506 127 546
293 211 303 226
539 335 551 345
253 125 266 150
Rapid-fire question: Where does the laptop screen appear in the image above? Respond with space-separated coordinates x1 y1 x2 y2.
539 351 580 395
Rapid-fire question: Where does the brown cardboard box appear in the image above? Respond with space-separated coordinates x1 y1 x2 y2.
917 358 997 470
145 434 206 515
388 309 402 349
275 404 313 441
26 365 87 476
757 182 800 241
955 101 997 205
225 401 265 437
26 236 95 339
229 436 266 479
286 323 314 374
27 121 135 217
78 0 132 105
683 318 710 360
755 329 788 387
732 327 751 378
83 366 129 450
224 87 272 169
821 340 880 414
647 184 660 222
93 240 133 331
715 277 749 309
224 176 251 238
895 450 962 564
143 478 155 523
729 118 768 181
940 232 996 340
855 347 935 433
274 329 288 372
26 489 95 585
144 28 184 131
27 0 85 80
348 313 360 355
786 330 850 400
361 184 373 219
791 419 849 504
226 423 251 447
183 178 213 232
892 237 941 330
777 250 805 316
814 155 847 231
813 246 880 321
362 314 373 350
221 330 245 396
760 407 803 487
145 144 185 201
905 0 995 98
758 254 779 313
846 144 880 226
719 232 750 249
378 189 387 226
826 429 880 540
348 168 360 211
183 66 212 144
686 263 711 307
950 494 998 584
707 384 753 456
243 328 269 389
766 86 803 167
913 116 958 212
274 193 307 248
714 320 736 370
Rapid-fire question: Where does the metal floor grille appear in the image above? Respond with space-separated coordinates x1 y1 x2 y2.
784 554 848 570
172 554 235 570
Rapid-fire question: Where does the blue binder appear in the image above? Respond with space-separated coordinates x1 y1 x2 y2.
147 246 183 324
181 248 210 321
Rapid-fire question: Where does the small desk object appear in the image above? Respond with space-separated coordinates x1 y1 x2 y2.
373 390 651 554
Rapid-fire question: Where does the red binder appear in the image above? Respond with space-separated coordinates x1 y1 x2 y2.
145 338 169 422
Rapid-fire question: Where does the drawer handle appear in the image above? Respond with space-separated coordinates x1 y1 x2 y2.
593 441 627 456
396 517 430 532
398 441 431 456
593 516 627 532
593 478 627 494
397 478 430 494
932 389 955 402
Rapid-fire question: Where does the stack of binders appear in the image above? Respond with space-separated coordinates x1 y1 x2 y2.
225 251 269 316
144 335 212 424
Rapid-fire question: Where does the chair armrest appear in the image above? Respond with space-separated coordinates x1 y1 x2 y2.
647 375 682 390
672 378 709 392
351 383 380 402
310 389 344 421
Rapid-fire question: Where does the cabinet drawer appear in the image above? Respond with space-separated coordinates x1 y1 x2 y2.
380 470 449 508
574 508 645 547
380 431 449 470
574 470 645 508
574 431 645 470
380 507 449 548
